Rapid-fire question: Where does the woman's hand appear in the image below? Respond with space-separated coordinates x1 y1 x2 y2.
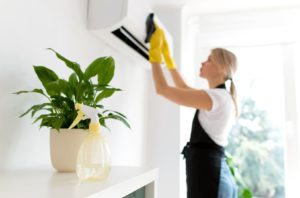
149 26 164 64
149 24 176 71
161 30 176 70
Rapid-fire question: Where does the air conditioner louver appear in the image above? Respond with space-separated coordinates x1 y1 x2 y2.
112 26 149 60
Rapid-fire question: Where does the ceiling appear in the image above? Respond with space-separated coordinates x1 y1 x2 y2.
146 0 300 47
148 0 300 13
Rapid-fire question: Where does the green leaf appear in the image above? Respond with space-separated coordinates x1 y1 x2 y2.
99 118 111 132
76 119 90 129
93 84 108 90
33 114 49 124
33 66 59 92
104 113 131 129
94 87 121 103
19 103 51 118
85 57 107 79
97 57 115 85
51 95 74 111
47 48 85 82
85 80 95 103
44 79 69 96
95 89 115 103
105 110 126 117
31 103 52 117
40 117 50 128
240 188 252 198
13 89 49 99
96 104 104 109
44 108 54 113
20 105 39 118
34 113 66 130
75 82 88 102
52 116 65 130
60 79 73 98
68 73 78 88
225 153 252 198
94 85 122 92
33 66 70 97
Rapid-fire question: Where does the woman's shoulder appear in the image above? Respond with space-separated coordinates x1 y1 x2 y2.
205 88 231 100
203 88 233 112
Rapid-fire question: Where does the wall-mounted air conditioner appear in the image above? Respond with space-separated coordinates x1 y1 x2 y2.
87 0 173 66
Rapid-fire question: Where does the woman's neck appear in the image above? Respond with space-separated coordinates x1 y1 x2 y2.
208 78 225 89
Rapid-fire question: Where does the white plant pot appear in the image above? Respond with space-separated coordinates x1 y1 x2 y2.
50 128 88 172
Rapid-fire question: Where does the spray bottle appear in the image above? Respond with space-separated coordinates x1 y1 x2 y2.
69 103 111 182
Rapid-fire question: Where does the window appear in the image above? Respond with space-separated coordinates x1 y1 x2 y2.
180 6 300 198
226 45 286 197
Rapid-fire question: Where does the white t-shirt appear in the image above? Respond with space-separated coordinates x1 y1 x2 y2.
198 88 235 147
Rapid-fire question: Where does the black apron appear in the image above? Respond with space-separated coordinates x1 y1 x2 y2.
181 84 226 198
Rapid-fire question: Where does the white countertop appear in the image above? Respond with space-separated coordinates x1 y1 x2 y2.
0 166 158 198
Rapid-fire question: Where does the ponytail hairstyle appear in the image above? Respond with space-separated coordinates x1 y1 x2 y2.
211 48 238 117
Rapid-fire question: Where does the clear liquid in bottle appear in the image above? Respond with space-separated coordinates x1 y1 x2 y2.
76 132 111 182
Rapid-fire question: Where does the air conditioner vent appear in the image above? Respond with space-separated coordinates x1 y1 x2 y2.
112 26 149 60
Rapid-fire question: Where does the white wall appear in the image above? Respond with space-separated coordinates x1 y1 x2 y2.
0 0 149 170
0 0 186 197
146 5 183 198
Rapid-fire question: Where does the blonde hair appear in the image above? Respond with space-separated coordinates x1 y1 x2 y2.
211 48 238 117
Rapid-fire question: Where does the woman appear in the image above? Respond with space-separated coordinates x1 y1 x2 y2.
149 26 238 198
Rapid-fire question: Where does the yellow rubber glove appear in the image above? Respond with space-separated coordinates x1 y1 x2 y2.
149 26 164 64
162 31 176 70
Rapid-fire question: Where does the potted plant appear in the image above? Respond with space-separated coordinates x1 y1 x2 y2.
14 48 130 172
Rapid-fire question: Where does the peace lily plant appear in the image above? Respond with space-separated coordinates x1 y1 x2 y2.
15 48 130 131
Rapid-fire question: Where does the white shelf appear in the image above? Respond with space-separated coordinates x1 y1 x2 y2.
0 166 158 198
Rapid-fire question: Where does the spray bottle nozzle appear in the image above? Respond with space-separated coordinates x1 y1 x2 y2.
75 103 81 110
68 103 101 131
